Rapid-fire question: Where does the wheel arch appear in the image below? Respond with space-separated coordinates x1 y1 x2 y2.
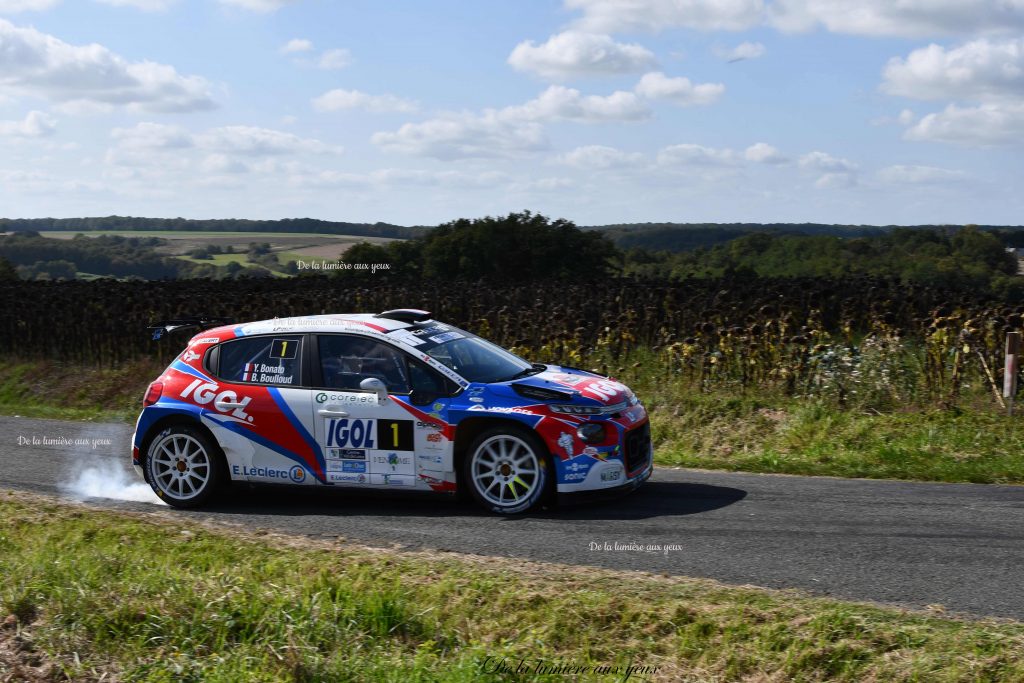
139 412 222 466
454 416 549 467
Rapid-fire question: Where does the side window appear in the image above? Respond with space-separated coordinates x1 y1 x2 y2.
408 359 445 394
318 335 411 393
217 336 302 386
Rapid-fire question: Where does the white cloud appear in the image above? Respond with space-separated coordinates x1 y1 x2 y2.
0 19 215 112
196 125 342 155
899 108 916 125
744 142 786 163
111 122 193 149
312 89 418 113
714 41 766 61
200 153 248 174
566 0 1024 38
507 31 656 80
799 150 857 172
507 85 650 122
280 38 313 54
218 0 294 12
567 0 764 32
0 110 55 137
555 144 645 169
0 0 58 11
371 112 548 160
94 0 177 10
814 172 856 189
318 48 351 70
289 167 512 190
635 72 725 106
882 38 1024 102
769 0 1024 37
371 85 649 160
877 164 965 183
904 102 1024 145
657 143 739 166
799 150 857 188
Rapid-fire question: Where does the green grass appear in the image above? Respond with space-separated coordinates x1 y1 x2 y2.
2 492 1024 681
0 359 158 422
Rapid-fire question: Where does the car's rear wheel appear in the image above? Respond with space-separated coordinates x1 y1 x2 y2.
144 424 224 508
463 428 549 515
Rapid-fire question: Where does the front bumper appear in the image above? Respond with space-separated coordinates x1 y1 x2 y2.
556 460 652 505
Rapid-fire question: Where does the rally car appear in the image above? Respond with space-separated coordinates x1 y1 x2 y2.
132 309 653 514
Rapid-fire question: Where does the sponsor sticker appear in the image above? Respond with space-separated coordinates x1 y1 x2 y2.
233 464 293 480
327 472 367 484
326 448 366 460
370 473 414 486
341 461 366 473
192 337 220 345
389 329 426 347
182 350 200 362
429 331 464 344
316 392 379 405
326 418 376 449
289 465 306 483
371 452 414 475
417 453 444 466
181 379 253 423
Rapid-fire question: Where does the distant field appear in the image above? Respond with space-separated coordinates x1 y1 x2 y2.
41 230 400 264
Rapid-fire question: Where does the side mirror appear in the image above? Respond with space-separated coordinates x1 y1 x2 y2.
359 377 389 402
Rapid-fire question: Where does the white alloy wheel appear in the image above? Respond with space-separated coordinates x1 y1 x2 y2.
145 425 224 507
466 431 547 514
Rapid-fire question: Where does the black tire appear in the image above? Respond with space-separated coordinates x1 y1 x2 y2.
143 424 226 508
462 426 550 515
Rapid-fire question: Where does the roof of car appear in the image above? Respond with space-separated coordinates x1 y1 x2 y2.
195 313 433 341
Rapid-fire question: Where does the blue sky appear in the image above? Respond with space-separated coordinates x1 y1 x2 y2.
1 0 1022 226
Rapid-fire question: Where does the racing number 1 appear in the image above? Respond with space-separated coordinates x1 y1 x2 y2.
378 419 414 450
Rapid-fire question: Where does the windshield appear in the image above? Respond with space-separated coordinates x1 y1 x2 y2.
389 323 534 383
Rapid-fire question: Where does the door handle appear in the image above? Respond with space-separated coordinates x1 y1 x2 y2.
318 409 350 417
217 401 247 409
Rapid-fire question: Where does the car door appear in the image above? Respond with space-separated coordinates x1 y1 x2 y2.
311 334 436 488
207 333 319 486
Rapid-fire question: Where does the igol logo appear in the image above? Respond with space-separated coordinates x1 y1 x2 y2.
316 392 328 404
289 465 306 483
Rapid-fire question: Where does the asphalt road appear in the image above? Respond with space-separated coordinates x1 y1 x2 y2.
2 415 1023 620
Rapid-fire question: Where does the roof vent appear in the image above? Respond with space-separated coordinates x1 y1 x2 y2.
375 309 432 323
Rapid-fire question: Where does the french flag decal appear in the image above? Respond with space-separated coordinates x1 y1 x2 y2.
242 363 257 382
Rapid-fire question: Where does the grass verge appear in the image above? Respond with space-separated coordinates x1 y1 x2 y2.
2 491 1024 682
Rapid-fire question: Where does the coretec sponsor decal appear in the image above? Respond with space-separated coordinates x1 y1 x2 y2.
181 379 252 422
316 392 379 405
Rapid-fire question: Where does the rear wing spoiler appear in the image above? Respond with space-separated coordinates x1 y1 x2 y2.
147 317 234 341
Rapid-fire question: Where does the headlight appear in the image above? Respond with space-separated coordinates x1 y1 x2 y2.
550 404 604 415
551 401 629 416
577 423 605 443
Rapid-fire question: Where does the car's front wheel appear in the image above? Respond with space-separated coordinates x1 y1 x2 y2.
463 428 549 515
144 424 225 508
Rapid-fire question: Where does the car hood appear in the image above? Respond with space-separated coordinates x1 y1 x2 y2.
489 366 635 407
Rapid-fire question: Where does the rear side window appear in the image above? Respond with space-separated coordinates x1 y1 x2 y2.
217 335 303 386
